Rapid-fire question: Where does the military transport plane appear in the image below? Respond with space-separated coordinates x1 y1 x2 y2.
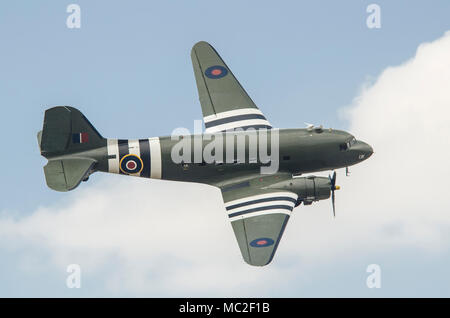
37 41 373 266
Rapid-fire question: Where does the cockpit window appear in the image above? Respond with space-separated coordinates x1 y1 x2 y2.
340 137 356 151
339 143 348 151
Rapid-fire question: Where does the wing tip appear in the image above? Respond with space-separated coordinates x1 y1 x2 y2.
192 40 212 48
243 256 274 267
191 41 215 56
243 214 290 267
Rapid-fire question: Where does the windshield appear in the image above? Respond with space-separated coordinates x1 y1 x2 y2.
348 137 356 148
340 137 356 151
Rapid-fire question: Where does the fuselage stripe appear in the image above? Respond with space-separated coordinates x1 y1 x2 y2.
149 137 162 179
107 139 119 174
139 139 151 178
118 139 129 175
127 139 141 176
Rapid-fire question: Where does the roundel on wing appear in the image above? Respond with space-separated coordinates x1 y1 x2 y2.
250 238 275 248
120 154 144 174
205 65 228 79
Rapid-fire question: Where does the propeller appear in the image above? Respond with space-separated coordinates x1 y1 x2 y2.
328 171 340 217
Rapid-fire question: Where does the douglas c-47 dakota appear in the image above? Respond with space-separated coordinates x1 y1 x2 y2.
37 41 373 266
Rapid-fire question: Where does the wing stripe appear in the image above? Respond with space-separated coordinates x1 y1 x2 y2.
205 113 267 128
228 200 296 215
205 119 272 133
228 204 294 218
203 108 265 122
225 191 298 206
229 209 291 222
226 196 297 211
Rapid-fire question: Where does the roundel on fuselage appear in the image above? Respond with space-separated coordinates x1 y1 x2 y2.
120 154 143 174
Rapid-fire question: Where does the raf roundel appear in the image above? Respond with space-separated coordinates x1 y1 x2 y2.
205 65 228 79
119 154 144 175
250 238 275 248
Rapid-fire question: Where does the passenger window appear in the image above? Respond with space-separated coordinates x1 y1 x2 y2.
283 155 290 160
339 143 348 151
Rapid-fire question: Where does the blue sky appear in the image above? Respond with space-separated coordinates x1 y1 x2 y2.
1 0 448 212
1 1 450 297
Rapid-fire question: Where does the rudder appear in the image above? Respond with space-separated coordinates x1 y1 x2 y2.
39 106 104 158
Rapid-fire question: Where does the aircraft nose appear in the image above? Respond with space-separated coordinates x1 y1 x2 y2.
367 143 374 157
353 140 373 161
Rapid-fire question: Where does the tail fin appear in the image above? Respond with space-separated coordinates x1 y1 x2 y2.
39 106 104 157
38 106 106 191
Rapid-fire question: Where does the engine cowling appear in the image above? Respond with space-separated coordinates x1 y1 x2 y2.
267 176 331 206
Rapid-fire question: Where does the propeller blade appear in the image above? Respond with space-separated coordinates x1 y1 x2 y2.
332 190 335 218
329 171 336 188
329 171 337 218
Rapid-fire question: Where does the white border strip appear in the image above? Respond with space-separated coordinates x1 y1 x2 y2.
128 139 140 156
229 209 292 222
205 119 271 133
149 137 162 179
227 199 296 215
204 108 264 123
107 139 119 174
225 192 298 208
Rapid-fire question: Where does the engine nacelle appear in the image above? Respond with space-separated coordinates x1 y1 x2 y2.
267 176 331 206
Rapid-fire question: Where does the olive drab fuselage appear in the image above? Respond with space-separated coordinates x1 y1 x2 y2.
96 128 372 186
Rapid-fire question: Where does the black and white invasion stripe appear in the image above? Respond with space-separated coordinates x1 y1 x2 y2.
107 138 162 179
204 108 272 133
225 192 298 222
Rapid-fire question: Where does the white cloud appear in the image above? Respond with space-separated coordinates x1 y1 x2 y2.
287 31 450 260
0 176 291 296
2 32 450 296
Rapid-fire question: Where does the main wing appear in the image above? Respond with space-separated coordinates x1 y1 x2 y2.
191 41 272 133
219 175 298 266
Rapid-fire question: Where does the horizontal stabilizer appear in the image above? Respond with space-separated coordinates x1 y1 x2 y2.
44 158 96 192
